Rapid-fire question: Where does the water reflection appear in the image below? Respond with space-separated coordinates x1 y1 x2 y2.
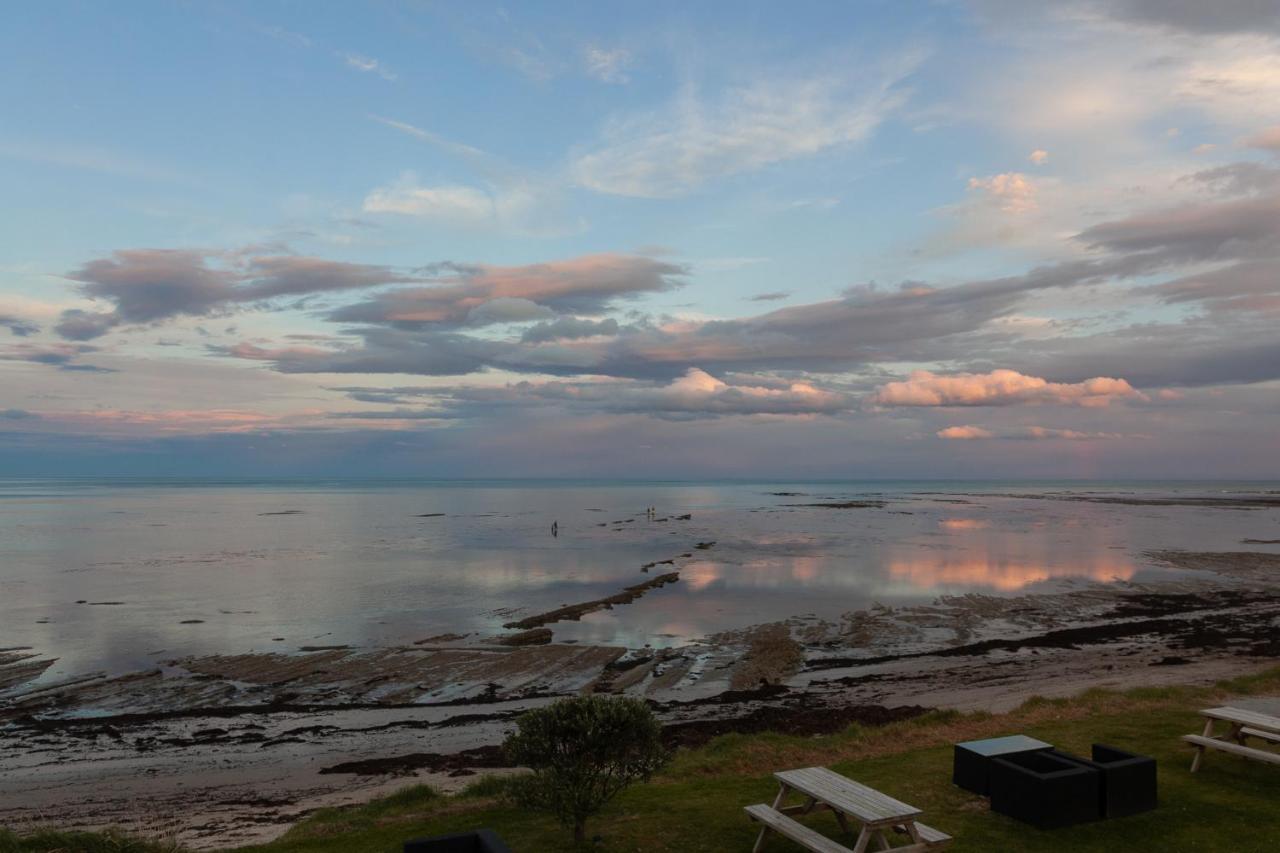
2 480 1270 680
938 518 990 530
888 554 1135 591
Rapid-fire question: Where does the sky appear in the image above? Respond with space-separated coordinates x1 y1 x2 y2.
2 0 1279 479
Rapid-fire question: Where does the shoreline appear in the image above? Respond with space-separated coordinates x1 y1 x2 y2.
3 549 1279 848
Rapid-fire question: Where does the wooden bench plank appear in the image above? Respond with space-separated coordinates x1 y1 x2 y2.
745 804 854 853
1184 734 1280 765
1241 726 1280 744
910 821 952 847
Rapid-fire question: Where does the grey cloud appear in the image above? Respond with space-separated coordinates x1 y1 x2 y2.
1079 0 1280 35
1009 319 1280 388
0 408 39 420
467 297 555 326
223 254 1154 381
56 249 418 340
240 256 415 299
0 315 39 336
68 249 238 324
521 316 619 343
748 291 791 302
0 342 110 372
1148 260 1280 314
1076 191 1280 263
331 370 850 420
56 309 121 341
1185 162 1280 197
58 363 118 374
328 255 684 328
223 328 507 377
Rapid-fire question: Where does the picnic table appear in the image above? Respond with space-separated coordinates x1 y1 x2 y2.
746 766 950 852
1184 706 1280 772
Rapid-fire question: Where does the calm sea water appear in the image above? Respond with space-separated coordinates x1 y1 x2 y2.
3 478 1278 688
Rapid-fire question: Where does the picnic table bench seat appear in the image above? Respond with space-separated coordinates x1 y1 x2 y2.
744 804 951 852
744 805 853 853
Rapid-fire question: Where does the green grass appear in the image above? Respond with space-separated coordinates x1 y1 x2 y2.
10 667 1280 852
0 828 183 853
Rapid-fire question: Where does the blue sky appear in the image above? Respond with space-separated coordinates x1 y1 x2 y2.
2 1 1279 477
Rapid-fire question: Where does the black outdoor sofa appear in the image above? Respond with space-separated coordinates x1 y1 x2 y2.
403 829 511 853
985 743 1156 829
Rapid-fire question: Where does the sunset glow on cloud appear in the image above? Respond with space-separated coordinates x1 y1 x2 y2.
2 1 1280 477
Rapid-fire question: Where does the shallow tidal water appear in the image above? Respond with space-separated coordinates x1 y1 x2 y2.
2 478 1278 688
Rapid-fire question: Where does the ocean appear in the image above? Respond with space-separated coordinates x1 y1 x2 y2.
3 478 1277 690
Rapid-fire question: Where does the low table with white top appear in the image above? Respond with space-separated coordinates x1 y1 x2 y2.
952 734 1053 795
746 766 951 852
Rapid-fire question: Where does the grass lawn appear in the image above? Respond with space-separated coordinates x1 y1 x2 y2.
8 667 1280 852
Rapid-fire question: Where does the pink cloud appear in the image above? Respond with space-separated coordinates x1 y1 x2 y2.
1244 126 1280 152
937 425 994 439
873 368 1145 408
937 425 1142 441
967 172 1038 213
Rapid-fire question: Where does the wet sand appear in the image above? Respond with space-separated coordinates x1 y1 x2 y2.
3 543 1280 848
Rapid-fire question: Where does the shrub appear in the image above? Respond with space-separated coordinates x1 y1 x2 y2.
503 695 668 845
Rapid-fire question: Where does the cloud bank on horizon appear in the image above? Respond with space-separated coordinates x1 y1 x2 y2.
2 0 1279 478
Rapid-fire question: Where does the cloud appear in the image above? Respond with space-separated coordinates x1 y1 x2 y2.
0 408 38 420
363 122 577 236
54 249 417 339
748 291 791 302
583 46 631 83
873 369 1145 407
967 172 1038 212
521 316 619 343
937 424 1136 440
1072 0 1280 36
0 314 38 336
1186 161 1280 196
364 182 502 221
1245 125 1280 151
570 58 918 197
1147 260 1280 314
936 425 994 439
340 51 397 81
1076 190 1280 262
635 368 847 417
1028 149 1050 165
466 297 555 325
327 254 684 329
0 342 110 372
333 368 849 420
361 174 562 234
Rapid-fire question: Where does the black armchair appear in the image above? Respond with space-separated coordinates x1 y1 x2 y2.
1066 744 1158 819
989 750 1101 829
403 829 511 853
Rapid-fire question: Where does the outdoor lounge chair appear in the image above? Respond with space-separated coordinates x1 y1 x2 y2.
988 750 1101 829
403 829 511 853
1059 744 1157 819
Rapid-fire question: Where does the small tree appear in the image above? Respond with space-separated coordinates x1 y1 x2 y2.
503 695 668 844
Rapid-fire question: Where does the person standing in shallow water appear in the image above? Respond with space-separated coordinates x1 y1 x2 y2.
552 520 558 537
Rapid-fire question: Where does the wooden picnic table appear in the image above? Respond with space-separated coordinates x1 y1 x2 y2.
749 766 949 853
1185 706 1280 772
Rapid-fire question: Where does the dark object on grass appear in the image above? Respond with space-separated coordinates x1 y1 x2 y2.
504 695 668 844
989 750 1101 829
953 734 1052 795
403 829 510 852
1061 744 1157 818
